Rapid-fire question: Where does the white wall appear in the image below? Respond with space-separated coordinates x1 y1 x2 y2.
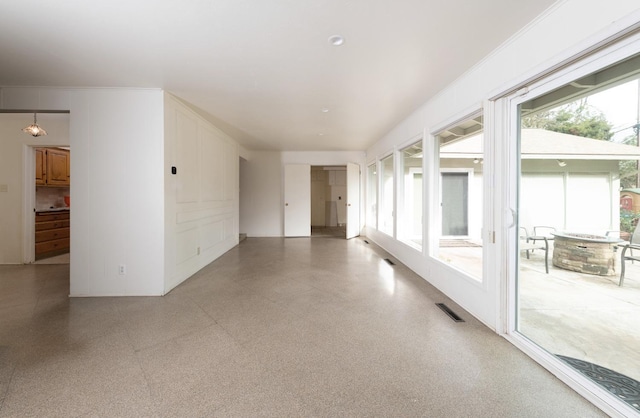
0 113 69 264
1 87 165 296
520 160 620 235
164 94 239 293
364 2 640 328
240 150 365 237
239 151 283 237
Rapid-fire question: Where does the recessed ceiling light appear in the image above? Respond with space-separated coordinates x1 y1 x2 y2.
321 107 329 113
328 35 345 46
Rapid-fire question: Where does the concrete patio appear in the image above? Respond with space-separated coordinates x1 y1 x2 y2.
439 242 640 384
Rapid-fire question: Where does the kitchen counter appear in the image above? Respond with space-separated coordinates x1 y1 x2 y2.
36 207 70 213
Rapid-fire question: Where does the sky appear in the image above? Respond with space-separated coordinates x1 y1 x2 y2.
587 79 640 143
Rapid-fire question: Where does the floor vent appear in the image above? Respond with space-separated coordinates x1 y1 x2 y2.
436 303 464 322
384 258 395 265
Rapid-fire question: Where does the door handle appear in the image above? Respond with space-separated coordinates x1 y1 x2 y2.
507 208 516 228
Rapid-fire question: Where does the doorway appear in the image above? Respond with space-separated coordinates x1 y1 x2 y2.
33 146 71 264
311 166 347 238
15 112 72 266
284 163 360 239
441 172 469 237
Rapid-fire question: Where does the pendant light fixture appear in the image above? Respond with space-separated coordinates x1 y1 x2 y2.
22 112 47 137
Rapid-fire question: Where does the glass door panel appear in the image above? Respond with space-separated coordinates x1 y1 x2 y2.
516 52 640 412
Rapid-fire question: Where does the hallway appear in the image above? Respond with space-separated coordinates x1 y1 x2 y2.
0 237 603 416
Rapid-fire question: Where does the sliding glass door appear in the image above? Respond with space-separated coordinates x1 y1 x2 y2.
511 46 640 414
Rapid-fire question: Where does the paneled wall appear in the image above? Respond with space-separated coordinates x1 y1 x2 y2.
164 94 239 293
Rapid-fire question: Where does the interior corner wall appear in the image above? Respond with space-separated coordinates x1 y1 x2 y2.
364 1 640 328
1 87 165 296
239 151 283 237
164 94 239 293
0 113 69 264
239 151 366 237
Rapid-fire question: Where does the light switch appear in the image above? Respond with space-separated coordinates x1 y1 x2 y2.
0 184 8 192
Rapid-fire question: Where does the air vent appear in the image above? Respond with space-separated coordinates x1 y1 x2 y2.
436 303 464 322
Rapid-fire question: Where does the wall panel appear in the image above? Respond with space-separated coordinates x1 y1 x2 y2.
176 110 199 204
164 93 239 293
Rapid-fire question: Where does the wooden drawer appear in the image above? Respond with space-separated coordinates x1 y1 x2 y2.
35 227 70 243
36 212 70 222
35 237 70 255
35 220 70 231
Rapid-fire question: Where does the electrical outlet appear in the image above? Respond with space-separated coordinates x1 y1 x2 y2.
118 265 126 275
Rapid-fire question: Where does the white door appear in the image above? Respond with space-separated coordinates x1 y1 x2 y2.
346 162 360 239
284 164 311 237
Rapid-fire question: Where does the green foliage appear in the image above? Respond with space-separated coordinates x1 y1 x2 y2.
620 209 640 233
619 160 638 190
522 102 613 141
618 133 639 189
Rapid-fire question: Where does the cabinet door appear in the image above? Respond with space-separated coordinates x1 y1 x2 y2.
35 148 46 185
46 149 70 186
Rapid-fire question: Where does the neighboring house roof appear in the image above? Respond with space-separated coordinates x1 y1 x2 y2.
440 129 640 160
621 189 640 195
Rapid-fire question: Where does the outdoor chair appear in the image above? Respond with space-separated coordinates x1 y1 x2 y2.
618 222 640 286
519 227 549 274
530 226 556 247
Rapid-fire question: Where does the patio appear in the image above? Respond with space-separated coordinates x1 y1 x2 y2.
438 242 640 384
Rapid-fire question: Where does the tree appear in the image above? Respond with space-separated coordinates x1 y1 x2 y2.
522 102 613 140
619 133 639 189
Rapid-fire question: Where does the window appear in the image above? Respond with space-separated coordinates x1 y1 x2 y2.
379 154 394 236
366 163 377 229
399 141 423 249
434 115 484 281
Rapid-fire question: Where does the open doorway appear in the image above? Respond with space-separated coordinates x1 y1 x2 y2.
311 166 347 238
284 163 359 239
0 111 70 266
33 146 71 264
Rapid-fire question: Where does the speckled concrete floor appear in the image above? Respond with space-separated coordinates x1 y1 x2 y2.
0 237 606 417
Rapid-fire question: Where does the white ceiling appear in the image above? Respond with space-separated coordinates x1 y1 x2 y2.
0 0 557 151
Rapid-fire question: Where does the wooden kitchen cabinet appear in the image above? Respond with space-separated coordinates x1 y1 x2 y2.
35 148 46 185
36 147 70 186
35 210 70 260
